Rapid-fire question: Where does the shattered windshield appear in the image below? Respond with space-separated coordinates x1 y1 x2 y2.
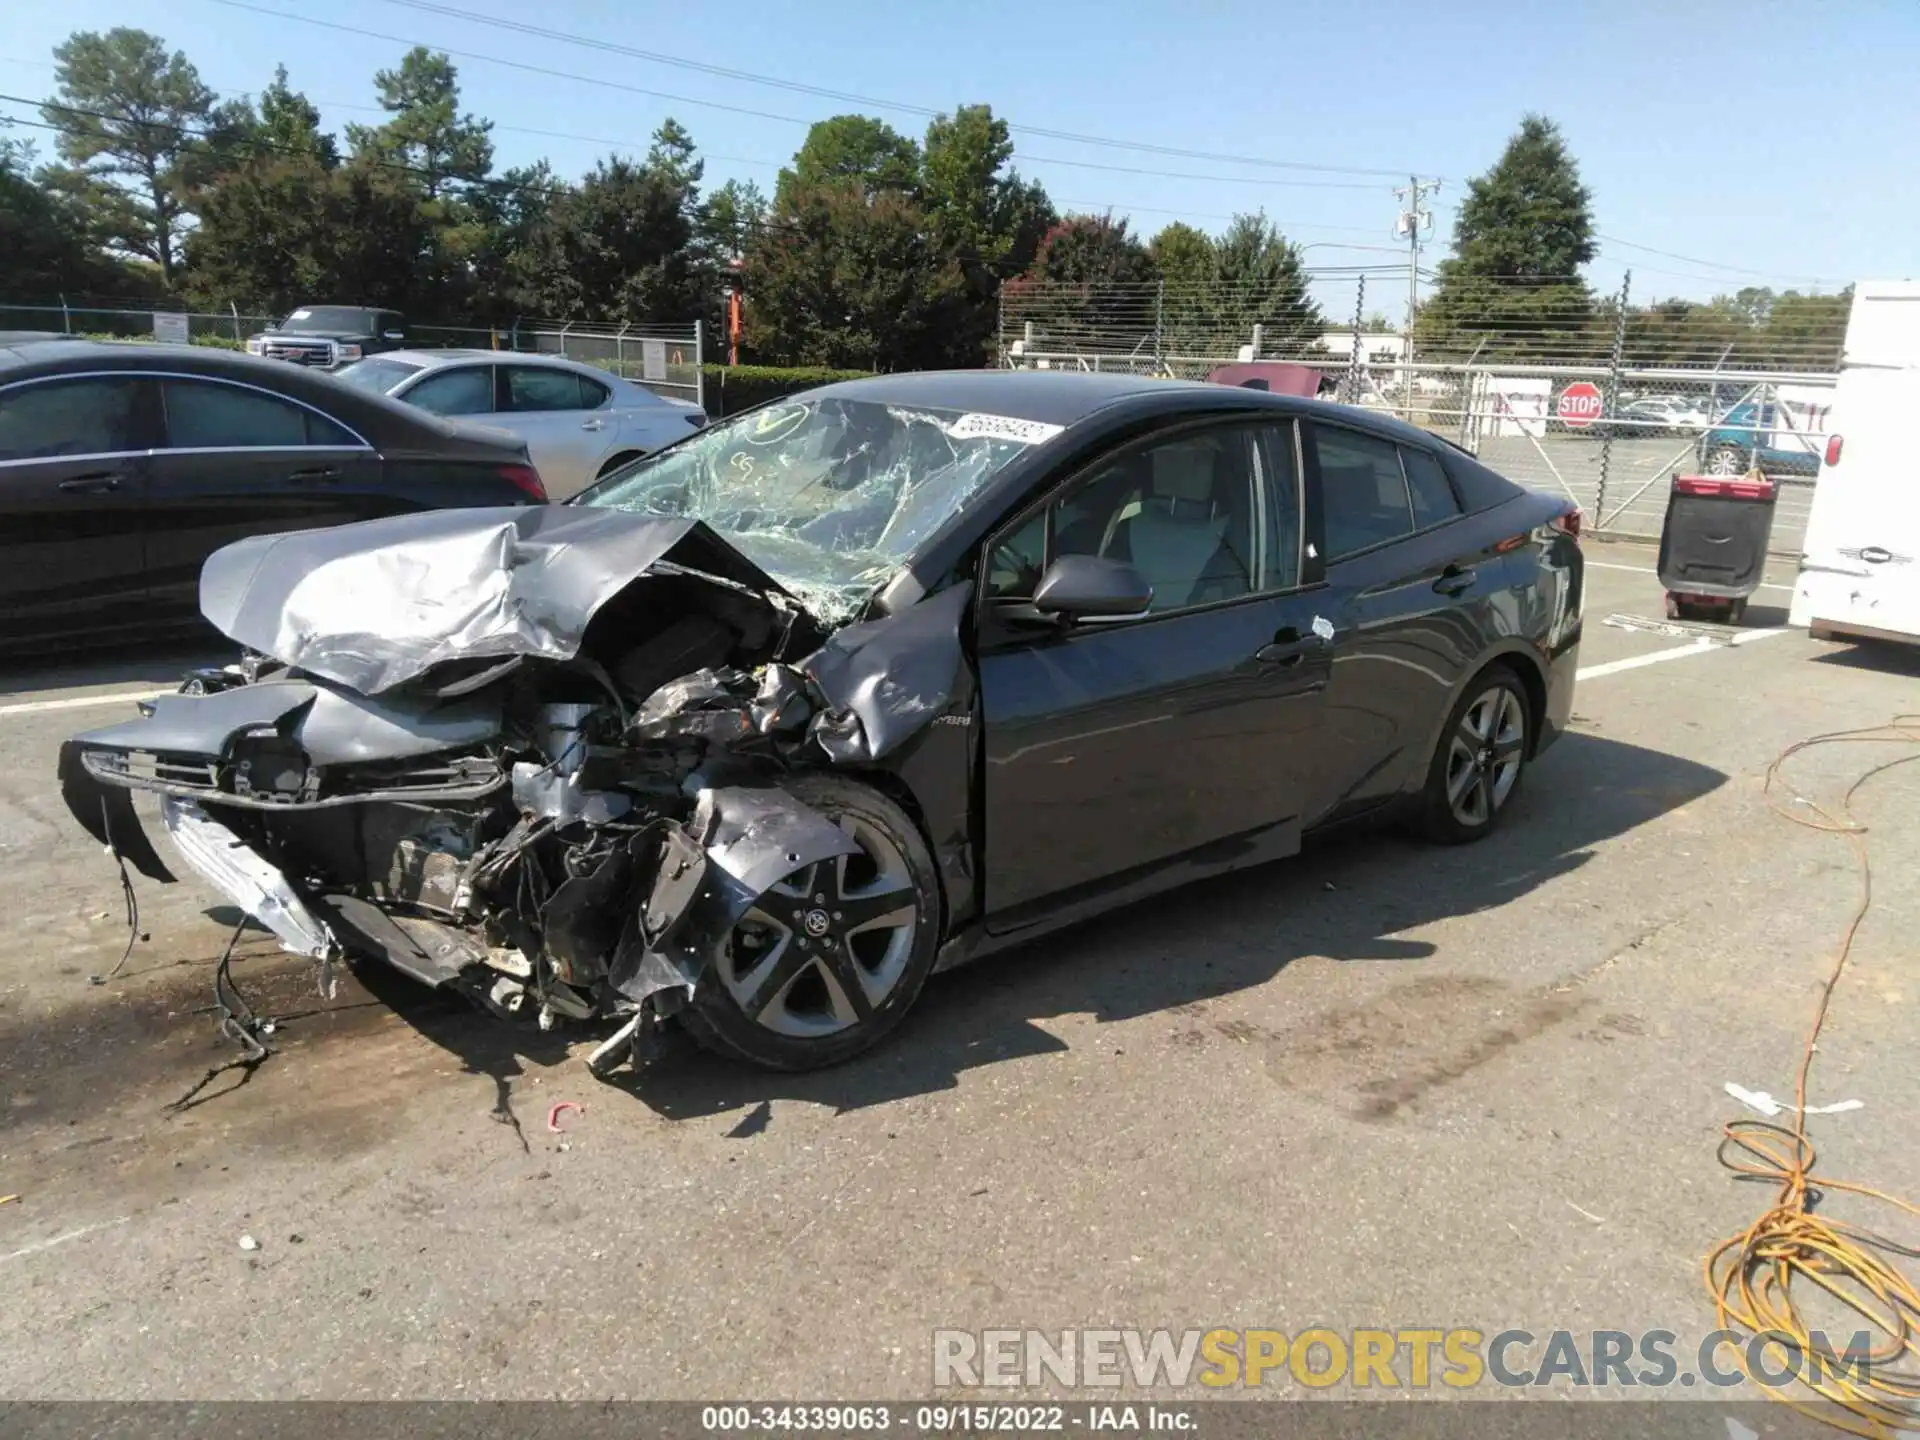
576 396 1053 619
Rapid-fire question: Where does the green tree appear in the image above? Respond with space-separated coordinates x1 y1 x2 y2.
346 47 493 197
38 28 216 287
251 67 336 164
514 152 704 324
182 152 435 313
466 160 561 319
742 181 965 369
1148 221 1215 350
0 136 135 301
1006 214 1158 349
776 115 921 204
1416 115 1598 359
703 178 768 262
1754 288 1849 368
920 104 1050 276
1211 212 1323 352
917 103 1053 361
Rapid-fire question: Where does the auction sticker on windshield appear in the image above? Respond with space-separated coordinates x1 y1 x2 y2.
947 413 1065 445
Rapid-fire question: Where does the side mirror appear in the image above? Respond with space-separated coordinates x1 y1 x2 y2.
1031 555 1153 623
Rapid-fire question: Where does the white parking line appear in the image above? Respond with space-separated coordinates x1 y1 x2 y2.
0 1216 131 1266
1577 625 1790 681
0 688 171 719
1586 559 1794 594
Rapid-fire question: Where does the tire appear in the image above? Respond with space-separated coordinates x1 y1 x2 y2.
596 450 645 479
1704 444 1748 478
682 773 941 1071
1418 665 1531 845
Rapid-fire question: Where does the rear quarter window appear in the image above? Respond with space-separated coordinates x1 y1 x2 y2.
1438 447 1526 513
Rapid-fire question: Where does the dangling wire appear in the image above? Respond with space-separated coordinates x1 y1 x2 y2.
1705 715 1920 1437
87 795 146 986
167 916 275 1113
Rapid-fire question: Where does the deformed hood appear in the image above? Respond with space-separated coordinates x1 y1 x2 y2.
200 506 795 695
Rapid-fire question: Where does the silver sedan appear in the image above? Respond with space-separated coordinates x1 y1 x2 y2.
335 349 706 498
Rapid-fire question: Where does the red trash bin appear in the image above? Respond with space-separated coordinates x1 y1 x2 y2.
1655 473 1779 623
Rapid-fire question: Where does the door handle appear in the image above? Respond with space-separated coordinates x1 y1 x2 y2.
1433 565 1477 597
287 466 340 484
57 472 123 494
581 418 606 431
1256 631 1316 666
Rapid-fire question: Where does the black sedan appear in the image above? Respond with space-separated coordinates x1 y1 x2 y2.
62 371 1581 1074
0 338 547 654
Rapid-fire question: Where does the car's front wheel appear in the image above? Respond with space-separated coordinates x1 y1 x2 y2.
1419 666 1530 844
682 773 941 1071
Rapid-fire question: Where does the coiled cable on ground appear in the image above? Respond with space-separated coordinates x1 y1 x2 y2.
1705 715 1920 1437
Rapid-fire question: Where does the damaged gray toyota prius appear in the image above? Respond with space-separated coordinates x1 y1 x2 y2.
59 371 1582 1073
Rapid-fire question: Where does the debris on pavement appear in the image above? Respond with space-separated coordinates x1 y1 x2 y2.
1723 1081 1863 1118
546 1100 585 1134
237 1234 259 1252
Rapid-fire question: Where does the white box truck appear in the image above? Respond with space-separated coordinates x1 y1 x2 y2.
1791 280 1920 646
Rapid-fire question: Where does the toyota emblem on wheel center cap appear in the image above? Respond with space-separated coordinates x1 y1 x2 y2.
803 908 831 937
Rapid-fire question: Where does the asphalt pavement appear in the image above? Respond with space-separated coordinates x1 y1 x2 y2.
1 545 1916 1404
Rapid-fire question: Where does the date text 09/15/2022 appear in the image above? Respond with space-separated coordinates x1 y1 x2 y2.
700 1404 1195 1433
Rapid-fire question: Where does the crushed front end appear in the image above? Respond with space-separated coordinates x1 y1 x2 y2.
58 507 963 1074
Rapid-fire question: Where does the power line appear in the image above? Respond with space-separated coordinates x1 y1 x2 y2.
225 0 1428 179
2 97 1370 249
1595 233 1846 286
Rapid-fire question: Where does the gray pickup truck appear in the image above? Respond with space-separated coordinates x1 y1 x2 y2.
245 304 408 371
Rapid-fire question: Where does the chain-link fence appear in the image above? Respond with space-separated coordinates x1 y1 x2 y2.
0 302 705 410
997 271 1845 555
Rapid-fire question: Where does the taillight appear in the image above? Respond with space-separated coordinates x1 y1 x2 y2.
1674 475 1774 501
499 463 547 501
1825 434 1843 467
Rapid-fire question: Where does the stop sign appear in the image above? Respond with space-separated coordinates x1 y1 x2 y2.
1557 381 1605 429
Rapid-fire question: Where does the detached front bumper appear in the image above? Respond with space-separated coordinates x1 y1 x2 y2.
159 798 339 959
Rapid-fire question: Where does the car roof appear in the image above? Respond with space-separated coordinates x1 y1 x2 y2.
378 348 611 373
808 368 1462 450
0 339 527 461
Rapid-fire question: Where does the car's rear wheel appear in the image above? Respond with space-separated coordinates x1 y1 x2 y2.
1704 444 1749 477
1419 666 1530 844
682 773 941 1071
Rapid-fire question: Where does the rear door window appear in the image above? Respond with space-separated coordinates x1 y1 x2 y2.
406 366 495 417
504 366 588 413
0 377 144 460
160 380 355 448
1312 426 1414 559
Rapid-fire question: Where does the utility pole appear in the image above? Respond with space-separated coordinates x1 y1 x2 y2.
1394 175 1440 394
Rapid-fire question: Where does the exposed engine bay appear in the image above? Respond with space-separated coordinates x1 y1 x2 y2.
59 506 970 1075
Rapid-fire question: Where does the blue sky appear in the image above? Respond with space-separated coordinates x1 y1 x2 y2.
3 0 1911 311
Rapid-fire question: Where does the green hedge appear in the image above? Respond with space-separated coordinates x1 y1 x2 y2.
72 331 250 351
702 364 872 417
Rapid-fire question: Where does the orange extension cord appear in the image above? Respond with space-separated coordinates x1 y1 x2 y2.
1704 715 1920 1437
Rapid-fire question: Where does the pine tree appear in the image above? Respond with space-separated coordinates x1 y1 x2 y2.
1416 115 1598 360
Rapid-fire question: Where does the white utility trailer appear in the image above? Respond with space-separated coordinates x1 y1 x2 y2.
1791 280 1920 646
